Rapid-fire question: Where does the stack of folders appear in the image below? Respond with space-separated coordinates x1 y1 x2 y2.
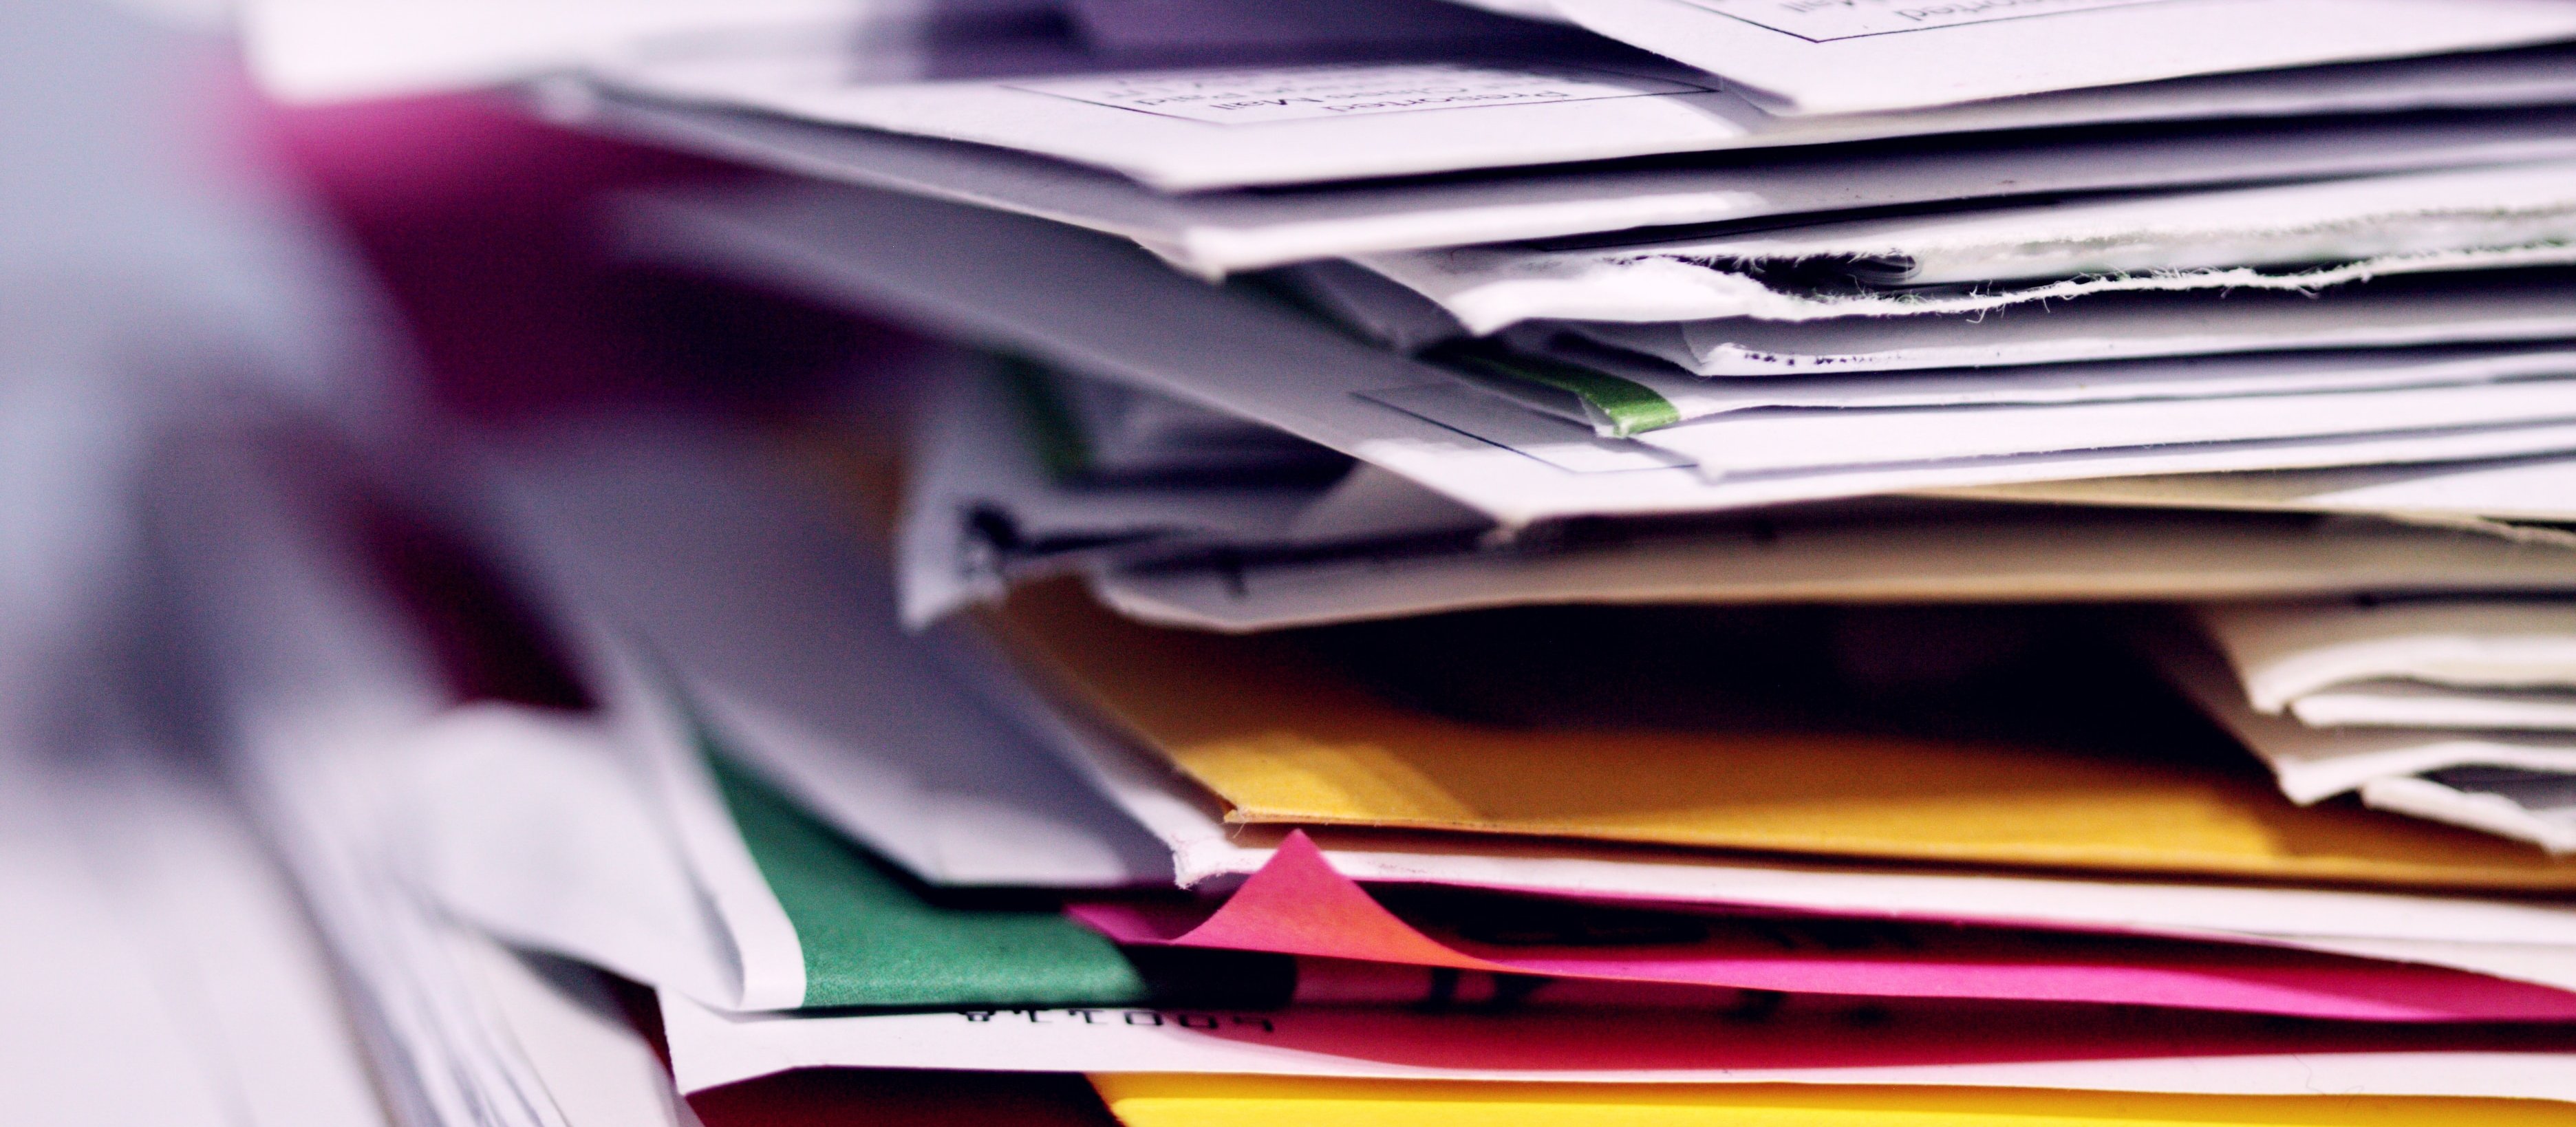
200 1 2576 1125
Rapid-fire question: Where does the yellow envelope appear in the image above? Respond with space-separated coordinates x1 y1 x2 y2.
1090 1075 2576 1127
984 580 2576 891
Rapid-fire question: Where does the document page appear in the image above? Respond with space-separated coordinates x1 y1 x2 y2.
1547 0 2576 114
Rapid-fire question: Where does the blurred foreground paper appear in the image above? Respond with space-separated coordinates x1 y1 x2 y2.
1 0 403 744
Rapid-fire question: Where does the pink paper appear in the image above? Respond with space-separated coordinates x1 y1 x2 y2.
1071 832 2576 1023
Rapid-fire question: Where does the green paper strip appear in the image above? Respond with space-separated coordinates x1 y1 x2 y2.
706 749 1153 1010
995 355 1098 483
1425 342 1683 438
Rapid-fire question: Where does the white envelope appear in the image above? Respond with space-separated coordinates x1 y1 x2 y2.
592 41 2576 190
1538 0 2576 114
573 89 2576 276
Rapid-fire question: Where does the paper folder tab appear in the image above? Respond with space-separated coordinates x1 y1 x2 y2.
1089 1075 2576 1127
985 581 2576 890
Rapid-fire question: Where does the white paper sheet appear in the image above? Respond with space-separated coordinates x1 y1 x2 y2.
658 989 2576 1099
2293 681 2576 733
2364 771 2576 855
1571 272 2576 375
451 941 691 1127
2196 600 2576 713
1541 0 2576 114
1091 505 2576 632
1501 337 2576 436
2161 632 2576 805
590 39 2576 190
153 431 609 1127
405 702 756 1009
1929 454 2576 526
0 688 389 1127
1390 374 2576 497
571 89 2576 276
1362 161 2576 332
1630 378 2576 480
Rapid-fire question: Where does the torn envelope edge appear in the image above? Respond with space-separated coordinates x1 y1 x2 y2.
1358 213 2576 334
1458 158 2576 291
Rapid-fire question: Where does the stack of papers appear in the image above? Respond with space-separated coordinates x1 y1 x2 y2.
72 1 2576 1124
162 416 2576 1125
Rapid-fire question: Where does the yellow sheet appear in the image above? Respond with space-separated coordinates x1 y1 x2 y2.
985 580 2576 891
1090 1075 2576 1127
